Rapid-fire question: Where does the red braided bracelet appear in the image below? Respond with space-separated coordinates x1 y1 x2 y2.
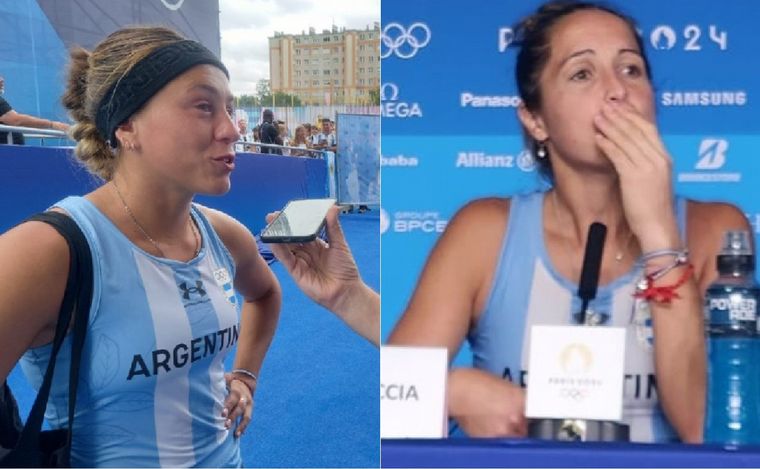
633 264 694 304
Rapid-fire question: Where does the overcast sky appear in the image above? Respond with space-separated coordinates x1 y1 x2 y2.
219 0 380 96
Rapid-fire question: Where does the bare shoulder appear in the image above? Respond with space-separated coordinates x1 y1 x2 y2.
687 200 750 248
432 197 512 260
686 200 751 291
195 205 279 300
0 218 71 376
687 199 747 223
0 217 71 269
444 197 511 241
0 215 71 296
455 197 510 220
388 197 513 348
195 204 256 258
195 204 246 237
429 197 511 311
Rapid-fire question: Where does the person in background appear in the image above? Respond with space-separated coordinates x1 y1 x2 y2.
259 109 281 155
0 26 281 466
387 0 749 444
0 75 69 145
277 120 290 148
308 124 321 148
312 118 336 153
265 206 379 346
290 125 310 157
250 125 261 152
302 123 313 146
252 125 261 143
234 118 252 152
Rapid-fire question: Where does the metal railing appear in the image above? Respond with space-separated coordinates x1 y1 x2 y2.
0 124 70 146
0 126 329 158
238 141 326 158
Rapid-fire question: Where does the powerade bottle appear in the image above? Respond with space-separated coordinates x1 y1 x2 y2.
704 230 760 445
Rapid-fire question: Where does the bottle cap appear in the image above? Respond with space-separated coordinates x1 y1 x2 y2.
717 230 755 275
720 231 753 256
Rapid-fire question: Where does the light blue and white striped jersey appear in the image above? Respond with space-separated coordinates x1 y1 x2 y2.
468 191 687 443
20 196 242 467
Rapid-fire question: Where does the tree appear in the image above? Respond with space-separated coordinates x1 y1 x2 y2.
273 91 302 107
235 94 257 108
368 87 380 105
255 79 272 106
251 79 303 107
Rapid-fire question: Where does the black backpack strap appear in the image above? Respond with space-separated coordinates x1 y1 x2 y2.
15 212 93 462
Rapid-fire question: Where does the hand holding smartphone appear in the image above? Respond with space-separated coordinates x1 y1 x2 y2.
260 198 336 243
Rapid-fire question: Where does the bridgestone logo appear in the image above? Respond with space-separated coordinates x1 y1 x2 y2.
677 173 741 182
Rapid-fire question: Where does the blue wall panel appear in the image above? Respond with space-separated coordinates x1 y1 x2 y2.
0 146 327 235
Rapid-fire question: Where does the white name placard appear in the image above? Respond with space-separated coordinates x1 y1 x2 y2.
380 346 448 438
525 325 626 421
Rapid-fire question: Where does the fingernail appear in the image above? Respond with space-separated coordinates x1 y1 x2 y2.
222 408 229 417
226 419 232 428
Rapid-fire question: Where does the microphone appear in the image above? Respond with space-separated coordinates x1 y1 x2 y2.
576 222 607 325
529 221 631 444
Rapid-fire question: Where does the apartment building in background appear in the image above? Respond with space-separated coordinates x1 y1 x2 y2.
269 23 380 105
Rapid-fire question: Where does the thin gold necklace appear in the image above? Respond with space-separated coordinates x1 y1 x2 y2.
110 180 200 258
550 190 633 263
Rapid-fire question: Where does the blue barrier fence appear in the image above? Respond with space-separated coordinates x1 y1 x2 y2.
0 145 328 235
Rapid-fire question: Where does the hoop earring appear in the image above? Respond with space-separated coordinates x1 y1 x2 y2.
536 141 547 159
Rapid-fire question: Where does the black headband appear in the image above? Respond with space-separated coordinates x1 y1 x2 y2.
95 39 229 147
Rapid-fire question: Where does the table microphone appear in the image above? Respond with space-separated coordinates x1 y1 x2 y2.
529 221 629 442
575 222 607 325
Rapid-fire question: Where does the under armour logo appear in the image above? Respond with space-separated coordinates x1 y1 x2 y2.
179 281 207 300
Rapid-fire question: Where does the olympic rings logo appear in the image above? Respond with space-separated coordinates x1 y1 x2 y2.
560 388 588 401
381 22 432 59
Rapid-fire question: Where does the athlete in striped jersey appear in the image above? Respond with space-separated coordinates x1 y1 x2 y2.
388 1 750 443
0 27 280 466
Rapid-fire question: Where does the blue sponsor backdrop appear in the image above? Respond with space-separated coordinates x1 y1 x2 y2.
380 0 760 362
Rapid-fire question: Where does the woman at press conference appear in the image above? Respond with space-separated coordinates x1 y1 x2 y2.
388 0 749 443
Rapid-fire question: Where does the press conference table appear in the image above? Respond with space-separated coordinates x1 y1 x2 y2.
381 438 760 467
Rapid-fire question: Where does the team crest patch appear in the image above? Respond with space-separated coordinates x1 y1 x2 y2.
213 268 236 305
